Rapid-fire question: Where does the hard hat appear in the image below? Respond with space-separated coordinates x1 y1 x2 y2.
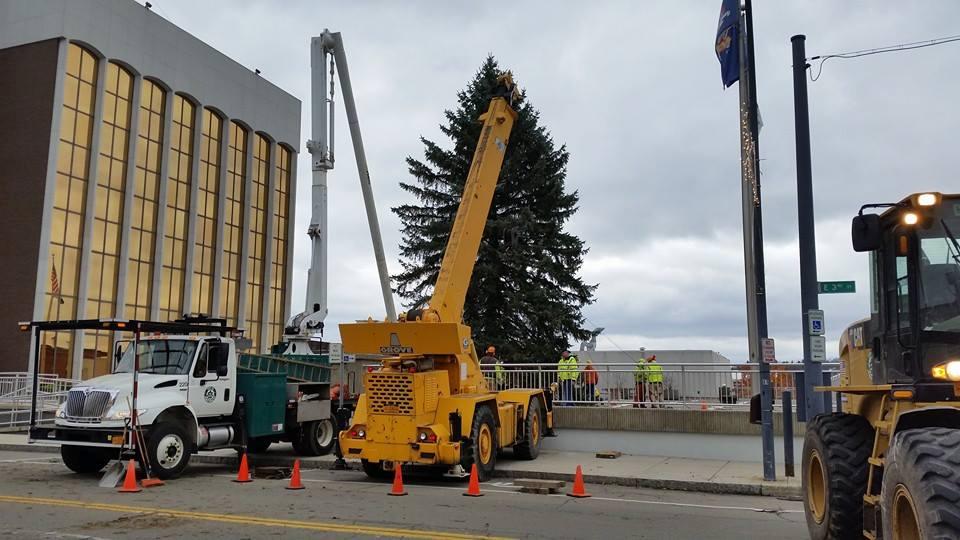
487 346 496 354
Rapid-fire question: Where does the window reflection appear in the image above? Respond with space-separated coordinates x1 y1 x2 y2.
245 135 270 350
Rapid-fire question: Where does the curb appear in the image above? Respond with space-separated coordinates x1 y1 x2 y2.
0 442 800 498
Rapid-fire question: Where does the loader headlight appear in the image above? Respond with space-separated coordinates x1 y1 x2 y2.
903 212 919 226
914 192 941 207
417 429 437 443
349 425 366 439
931 361 960 382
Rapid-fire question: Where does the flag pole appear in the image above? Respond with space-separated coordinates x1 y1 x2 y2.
737 0 775 481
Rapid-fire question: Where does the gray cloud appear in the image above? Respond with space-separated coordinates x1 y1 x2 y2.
147 0 960 363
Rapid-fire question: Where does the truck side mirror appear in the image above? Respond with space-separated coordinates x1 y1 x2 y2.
852 214 882 252
208 342 230 377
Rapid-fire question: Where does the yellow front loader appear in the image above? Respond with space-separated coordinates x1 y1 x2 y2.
339 74 554 481
801 192 960 539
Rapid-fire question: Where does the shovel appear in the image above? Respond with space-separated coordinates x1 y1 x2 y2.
99 459 126 488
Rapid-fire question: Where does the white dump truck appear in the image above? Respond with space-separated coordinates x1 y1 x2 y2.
24 318 339 479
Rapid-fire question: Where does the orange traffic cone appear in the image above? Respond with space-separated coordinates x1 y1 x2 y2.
463 463 483 497
117 459 141 493
286 459 305 490
567 465 591 498
388 464 407 496
233 453 252 483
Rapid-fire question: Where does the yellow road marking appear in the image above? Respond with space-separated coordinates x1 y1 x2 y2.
0 494 510 539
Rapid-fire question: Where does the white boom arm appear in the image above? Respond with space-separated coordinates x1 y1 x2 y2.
289 30 397 342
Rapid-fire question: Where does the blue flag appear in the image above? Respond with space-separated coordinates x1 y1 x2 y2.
715 0 740 87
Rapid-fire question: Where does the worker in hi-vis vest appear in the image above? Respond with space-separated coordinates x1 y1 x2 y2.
643 355 665 408
557 350 579 405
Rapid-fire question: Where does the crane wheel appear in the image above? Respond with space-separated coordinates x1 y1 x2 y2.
802 413 873 540
881 427 960 540
462 405 497 482
514 398 545 460
361 459 392 480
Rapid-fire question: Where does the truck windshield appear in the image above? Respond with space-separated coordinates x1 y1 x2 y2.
918 199 960 336
115 340 199 375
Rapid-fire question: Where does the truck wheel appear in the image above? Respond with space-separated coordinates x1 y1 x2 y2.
247 437 272 454
881 427 960 540
307 418 337 456
60 445 113 474
295 419 336 456
148 422 192 480
514 398 544 460
361 459 392 480
802 413 874 540
462 405 497 482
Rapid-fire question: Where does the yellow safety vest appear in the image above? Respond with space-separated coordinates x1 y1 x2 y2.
646 363 664 383
558 357 579 381
634 361 647 382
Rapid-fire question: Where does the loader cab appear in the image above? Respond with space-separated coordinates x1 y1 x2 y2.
853 192 960 395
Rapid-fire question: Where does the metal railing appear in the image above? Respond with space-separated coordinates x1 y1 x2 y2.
0 372 78 431
481 362 841 410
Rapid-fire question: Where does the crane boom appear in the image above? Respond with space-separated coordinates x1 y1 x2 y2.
428 79 518 322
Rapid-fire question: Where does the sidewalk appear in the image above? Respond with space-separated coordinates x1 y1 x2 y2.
0 433 800 498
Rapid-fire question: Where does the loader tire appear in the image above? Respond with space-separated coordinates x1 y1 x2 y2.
60 445 113 474
802 413 874 540
514 397 545 460
881 427 960 540
462 405 497 482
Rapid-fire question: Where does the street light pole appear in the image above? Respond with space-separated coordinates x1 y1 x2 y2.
791 34 824 422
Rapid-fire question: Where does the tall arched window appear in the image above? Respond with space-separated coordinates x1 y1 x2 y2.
43 43 99 377
220 121 246 326
244 134 270 350
158 95 195 322
83 61 133 378
125 79 165 319
191 109 221 316
267 145 292 348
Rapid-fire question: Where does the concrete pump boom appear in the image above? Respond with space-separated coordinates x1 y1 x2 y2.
289 30 397 343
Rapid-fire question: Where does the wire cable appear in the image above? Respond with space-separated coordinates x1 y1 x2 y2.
808 33 960 81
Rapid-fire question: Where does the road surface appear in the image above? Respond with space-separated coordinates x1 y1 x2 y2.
0 449 806 539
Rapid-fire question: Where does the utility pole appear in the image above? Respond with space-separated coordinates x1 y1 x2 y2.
791 34 824 421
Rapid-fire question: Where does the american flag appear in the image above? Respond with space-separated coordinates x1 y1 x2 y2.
50 256 63 304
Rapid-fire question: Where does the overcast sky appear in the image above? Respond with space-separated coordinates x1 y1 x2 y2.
148 0 960 362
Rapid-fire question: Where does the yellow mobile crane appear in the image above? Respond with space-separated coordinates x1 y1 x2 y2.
338 74 554 480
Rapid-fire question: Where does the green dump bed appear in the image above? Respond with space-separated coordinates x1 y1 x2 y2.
237 353 330 383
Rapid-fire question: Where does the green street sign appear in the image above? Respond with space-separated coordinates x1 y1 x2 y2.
818 280 856 294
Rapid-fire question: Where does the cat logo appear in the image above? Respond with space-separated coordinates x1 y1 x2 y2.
380 332 413 354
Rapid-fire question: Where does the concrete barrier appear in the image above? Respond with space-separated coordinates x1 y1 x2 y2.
553 406 804 437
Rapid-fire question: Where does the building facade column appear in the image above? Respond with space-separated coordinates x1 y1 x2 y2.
29 38 70 377
210 117 229 318
236 128 255 333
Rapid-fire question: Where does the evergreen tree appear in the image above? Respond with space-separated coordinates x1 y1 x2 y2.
392 57 596 362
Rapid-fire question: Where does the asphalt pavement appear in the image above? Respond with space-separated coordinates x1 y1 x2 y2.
0 449 807 539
